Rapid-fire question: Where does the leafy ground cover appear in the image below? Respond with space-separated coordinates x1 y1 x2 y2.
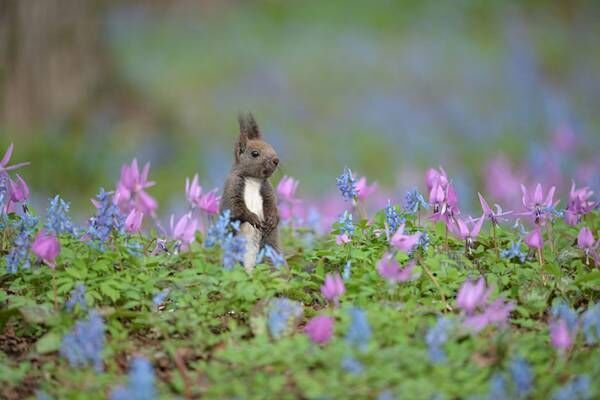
0 145 599 400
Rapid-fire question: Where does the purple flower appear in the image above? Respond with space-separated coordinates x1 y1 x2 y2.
520 183 558 225
456 278 490 314
478 193 512 225
31 231 60 268
425 167 448 191
336 167 357 201
170 213 197 249
377 253 414 284
114 159 157 215
336 233 351 245
564 181 596 226
390 224 421 253
449 215 484 250
577 227 595 249
198 189 220 216
550 319 574 351
321 273 345 305
0 143 29 174
524 227 543 250
305 315 334 344
125 209 144 233
110 356 156 400
277 176 299 202
355 176 377 201
8 174 29 203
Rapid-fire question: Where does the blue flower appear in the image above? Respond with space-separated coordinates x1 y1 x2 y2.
403 188 429 214
110 357 156 400
425 317 452 364
346 307 371 350
222 234 246 270
581 303 600 345
66 284 87 312
338 211 354 237
336 167 357 201
500 240 527 263
60 311 105 372
377 390 395 400
152 288 170 309
553 375 591 400
205 209 239 248
45 195 77 236
488 373 508 400
342 261 351 281
551 301 579 332
257 245 286 269
341 356 364 375
267 298 303 339
5 213 38 273
509 356 533 398
87 189 124 248
385 201 404 235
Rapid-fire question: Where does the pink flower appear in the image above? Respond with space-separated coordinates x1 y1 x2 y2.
0 143 29 174
321 273 345 304
277 176 299 202
426 167 448 191
355 177 377 201
305 315 334 344
550 319 573 351
336 233 351 245
114 159 157 214
449 215 485 242
377 254 414 284
564 181 596 226
185 174 203 205
125 209 144 233
463 298 514 333
477 193 512 225
170 213 198 245
390 224 421 253
577 227 595 250
198 189 220 215
456 278 490 314
429 180 460 224
520 183 558 225
524 227 543 250
31 231 60 268
9 174 29 203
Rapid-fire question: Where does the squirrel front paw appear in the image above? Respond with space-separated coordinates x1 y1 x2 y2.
262 214 279 234
246 213 262 229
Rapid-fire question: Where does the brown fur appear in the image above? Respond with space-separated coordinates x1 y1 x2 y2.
220 113 280 251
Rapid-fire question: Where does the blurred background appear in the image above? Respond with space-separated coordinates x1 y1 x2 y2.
1 0 599 219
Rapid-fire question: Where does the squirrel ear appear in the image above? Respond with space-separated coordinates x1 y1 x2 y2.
239 112 261 140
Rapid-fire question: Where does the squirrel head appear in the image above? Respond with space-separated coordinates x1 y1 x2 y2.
233 113 279 179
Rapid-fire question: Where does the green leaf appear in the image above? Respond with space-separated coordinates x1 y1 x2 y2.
36 332 61 354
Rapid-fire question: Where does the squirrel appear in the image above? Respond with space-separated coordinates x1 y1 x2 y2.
220 113 280 272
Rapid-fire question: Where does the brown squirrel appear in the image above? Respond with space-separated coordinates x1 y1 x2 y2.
220 113 280 272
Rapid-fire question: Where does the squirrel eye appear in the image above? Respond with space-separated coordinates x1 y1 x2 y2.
251 150 260 158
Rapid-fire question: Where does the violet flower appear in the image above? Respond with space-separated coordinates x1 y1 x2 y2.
277 176 299 202
125 209 144 234
114 159 157 215
456 277 514 333
305 315 334 344
550 319 574 351
336 233 351 245
31 231 60 268
198 189 220 216
456 278 490 314
185 174 202 206
390 224 421 253
524 227 543 250
0 143 29 174
169 213 197 250
449 215 484 252
576 227 599 266
519 183 558 225
377 253 414 284
425 167 448 191
8 174 29 203
564 181 596 226
355 176 377 201
478 193 512 225
321 273 345 305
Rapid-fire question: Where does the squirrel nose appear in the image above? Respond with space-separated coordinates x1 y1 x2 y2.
271 157 280 167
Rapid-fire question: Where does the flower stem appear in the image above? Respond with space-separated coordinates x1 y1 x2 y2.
418 256 452 312
52 268 58 311
492 223 499 257
444 224 449 252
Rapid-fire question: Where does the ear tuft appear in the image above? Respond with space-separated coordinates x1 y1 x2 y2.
238 112 261 140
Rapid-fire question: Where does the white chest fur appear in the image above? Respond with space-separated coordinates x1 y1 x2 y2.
240 177 263 272
243 178 264 220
